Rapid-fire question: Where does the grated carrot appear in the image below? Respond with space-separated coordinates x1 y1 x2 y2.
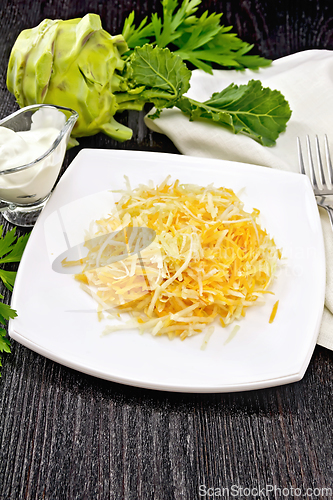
269 300 279 324
74 177 281 340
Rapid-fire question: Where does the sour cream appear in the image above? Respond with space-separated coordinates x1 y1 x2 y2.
0 126 63 171
0 108 67 205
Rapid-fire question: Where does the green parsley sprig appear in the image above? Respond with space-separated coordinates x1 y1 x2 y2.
0 226 29 377
122 0 271 73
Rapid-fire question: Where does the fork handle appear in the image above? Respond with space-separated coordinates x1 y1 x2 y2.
322 205 333 233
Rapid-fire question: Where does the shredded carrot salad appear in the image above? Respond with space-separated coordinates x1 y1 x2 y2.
73 176 281 340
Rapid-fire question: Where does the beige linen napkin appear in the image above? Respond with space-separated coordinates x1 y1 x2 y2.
145 49 333 350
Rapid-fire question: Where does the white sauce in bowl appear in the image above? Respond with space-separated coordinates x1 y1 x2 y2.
0 108 68 205
0 127 61 171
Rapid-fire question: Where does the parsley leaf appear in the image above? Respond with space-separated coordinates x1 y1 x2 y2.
0 226 29 269
176 80 292 146
122 12 154 48
0 270 17 293
0 327 12 374
0 226 30 377
0 299 17 377
0 296 17 325
0 328 11 353
122 0 271 73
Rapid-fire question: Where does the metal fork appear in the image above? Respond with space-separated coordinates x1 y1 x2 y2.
297 135 333 230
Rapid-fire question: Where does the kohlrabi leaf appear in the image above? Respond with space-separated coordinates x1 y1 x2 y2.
126 44 192 108
176 80 292 146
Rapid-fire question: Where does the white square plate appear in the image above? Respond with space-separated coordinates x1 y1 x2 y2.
9 149 325 392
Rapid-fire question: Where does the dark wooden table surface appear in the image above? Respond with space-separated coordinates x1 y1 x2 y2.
1 1 333 499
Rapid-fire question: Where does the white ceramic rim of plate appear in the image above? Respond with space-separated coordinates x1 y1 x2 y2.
9 149 326 393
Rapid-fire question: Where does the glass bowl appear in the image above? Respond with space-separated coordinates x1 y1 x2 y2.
0 104 78 227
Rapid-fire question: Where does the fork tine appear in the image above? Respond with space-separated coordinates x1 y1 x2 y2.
315 135 326 186
325 134 333 186
297 137 306 175
306 135 319 189
302 135 333 234
298 135 333 193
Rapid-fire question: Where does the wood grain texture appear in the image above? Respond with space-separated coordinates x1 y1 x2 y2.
0 1 333 499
